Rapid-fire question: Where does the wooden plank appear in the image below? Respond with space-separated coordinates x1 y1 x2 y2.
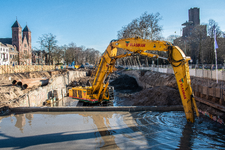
195 96 225 112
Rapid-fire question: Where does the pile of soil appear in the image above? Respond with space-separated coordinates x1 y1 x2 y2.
110 73 181 106
139 71 178 89
110 74 142 93
129 86 182 106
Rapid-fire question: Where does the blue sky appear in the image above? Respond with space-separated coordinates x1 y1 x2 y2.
1 0 225 52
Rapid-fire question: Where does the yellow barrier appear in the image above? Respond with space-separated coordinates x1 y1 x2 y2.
0 65 61 74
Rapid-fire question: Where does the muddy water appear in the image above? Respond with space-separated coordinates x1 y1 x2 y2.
0 111 225 150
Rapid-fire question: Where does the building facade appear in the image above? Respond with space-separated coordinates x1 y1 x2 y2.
32 50 48 65
0 42 10 65
0 20 32 65
7 44 19 65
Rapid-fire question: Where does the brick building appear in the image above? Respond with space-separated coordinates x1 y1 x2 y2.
32 50 49 65
0 20 32 65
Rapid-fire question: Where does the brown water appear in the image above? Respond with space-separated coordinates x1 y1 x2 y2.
0 111 225 149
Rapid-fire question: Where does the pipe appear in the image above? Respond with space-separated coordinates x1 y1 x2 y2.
16 78 49 90
22 79 49 89
12 80 17 85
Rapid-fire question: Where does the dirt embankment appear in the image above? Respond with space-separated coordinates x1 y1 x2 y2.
0 68 94 109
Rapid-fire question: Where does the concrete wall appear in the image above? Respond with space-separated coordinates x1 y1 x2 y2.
126 66 225 81
18 71 86 107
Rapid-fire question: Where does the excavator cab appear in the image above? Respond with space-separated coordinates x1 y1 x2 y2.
69 85 114 104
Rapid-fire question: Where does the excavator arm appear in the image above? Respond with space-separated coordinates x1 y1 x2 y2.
91 37 199 123
69 37 199 123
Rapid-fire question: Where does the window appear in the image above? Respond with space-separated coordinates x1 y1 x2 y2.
24 44 27 47
10 55 12 58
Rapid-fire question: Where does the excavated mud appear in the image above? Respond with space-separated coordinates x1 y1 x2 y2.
110 74 181 106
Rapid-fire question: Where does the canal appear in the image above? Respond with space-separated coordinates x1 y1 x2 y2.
0 111 225 149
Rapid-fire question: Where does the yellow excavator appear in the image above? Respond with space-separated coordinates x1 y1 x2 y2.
69 37 199 123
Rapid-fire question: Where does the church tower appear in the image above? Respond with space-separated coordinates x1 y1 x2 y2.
22 25 31 50
22 25 32 65
11 20 22 52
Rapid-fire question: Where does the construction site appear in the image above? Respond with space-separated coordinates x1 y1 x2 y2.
0 67 225 121
1 37 225 149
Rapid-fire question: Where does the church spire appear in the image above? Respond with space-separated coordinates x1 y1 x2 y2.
23 25 31 32
11 20 21 28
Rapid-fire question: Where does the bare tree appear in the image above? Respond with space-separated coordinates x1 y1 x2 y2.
208 19 222 38
52 46 64 64
166 35 180 44
187 25 207 64
64 43 101 65
118 12 163 40
38 33 57 65
64 42 76 64
204 19 223 64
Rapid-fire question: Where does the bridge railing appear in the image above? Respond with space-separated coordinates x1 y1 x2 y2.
122 65 225 81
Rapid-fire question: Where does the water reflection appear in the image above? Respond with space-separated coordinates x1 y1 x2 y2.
0 111 224 149
80 113 120 149
177 123 194 150
25 113 33 126
14 114 26 133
